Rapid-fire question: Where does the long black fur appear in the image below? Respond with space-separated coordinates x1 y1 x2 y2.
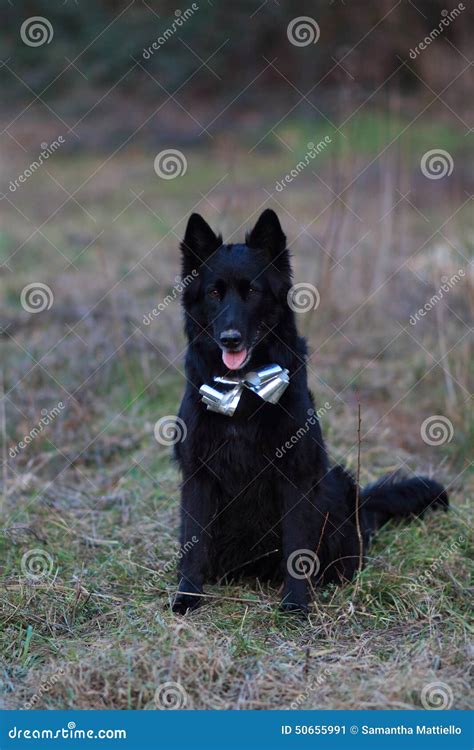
173 210 448 614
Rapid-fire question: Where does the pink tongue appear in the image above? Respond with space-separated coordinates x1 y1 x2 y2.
222 348 248 370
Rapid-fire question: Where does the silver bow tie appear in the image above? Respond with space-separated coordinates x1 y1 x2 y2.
199 364 290 416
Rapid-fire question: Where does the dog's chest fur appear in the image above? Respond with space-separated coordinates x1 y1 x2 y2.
199 399 279 485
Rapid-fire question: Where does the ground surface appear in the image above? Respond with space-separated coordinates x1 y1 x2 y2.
0 113 472 709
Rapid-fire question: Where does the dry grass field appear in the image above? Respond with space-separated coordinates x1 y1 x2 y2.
0 109 472 710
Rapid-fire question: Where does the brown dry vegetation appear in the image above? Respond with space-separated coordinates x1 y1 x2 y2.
0 109 473 710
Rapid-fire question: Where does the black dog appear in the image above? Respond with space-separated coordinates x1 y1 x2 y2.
173 209 448 614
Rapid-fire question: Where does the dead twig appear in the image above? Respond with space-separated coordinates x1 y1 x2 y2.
354 403 364 585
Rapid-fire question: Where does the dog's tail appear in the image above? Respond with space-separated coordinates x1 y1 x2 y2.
360 473 448 541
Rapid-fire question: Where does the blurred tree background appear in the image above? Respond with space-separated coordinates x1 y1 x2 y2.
2 0 472 147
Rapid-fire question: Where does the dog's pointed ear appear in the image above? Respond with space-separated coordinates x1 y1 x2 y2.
246 209 291 277
181 213 221 275
246 209 286 258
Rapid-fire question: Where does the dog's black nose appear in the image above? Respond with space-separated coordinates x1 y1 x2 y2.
219 329 242 349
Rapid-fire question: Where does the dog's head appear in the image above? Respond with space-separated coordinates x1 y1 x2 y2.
180 209 293 370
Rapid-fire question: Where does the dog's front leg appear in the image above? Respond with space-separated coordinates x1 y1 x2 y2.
172 472 213 614
279 482 319 615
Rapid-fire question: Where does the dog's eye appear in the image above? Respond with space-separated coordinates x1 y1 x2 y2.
209 288 220 299
248 286 258 295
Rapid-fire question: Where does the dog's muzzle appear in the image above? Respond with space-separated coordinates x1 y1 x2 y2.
199 364 290 417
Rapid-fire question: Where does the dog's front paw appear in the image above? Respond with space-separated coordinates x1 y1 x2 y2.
172 591 203 615
280 593 309 616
